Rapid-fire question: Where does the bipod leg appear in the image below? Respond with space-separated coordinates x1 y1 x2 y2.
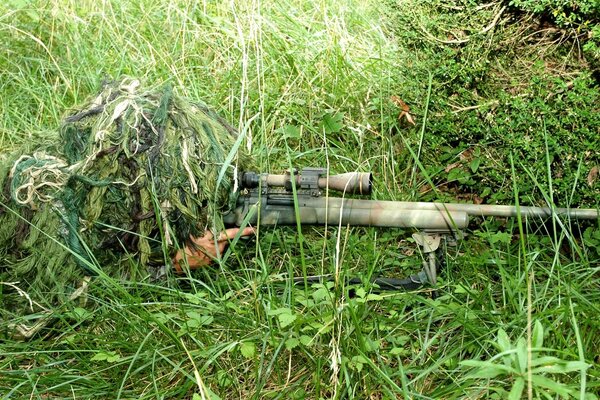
423 252 437 287
412 232 444 298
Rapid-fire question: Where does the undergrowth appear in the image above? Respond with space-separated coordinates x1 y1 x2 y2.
1 0 599 398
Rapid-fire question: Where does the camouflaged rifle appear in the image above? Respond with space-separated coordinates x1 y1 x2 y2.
223 168 599 291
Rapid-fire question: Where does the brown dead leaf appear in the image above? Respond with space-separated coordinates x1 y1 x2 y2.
400 246 415 257
443 148 476 172
588 165 599 186
458 148 474 161
396 239 415 256
456 193 484 204
391 95 408 111
391 95 416 126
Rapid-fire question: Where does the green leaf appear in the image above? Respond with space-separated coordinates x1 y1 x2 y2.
217 370 233 388
489 231 512 245
186 312 214 328
470 158 481 173
508 377 525 400
393 335 411 346
351 355 368 373
321 112 344 134
299 335 313 346
355 287 366 298
532 320 544 348
530 356 563 367
453 285 468 294
200 315 214 325
70 307 91 319
184 292 206 305
515 338 527 373
208 390 222 400
364 338 381 352
496 329 512 353
281 124 301 139
311 287 330 302
532 361 590 374
239 341 256 359
90 353 105 361
186 319 201 329
447 168 465 182
91 351 121 363
530 375 575 397
278 313 297 328
152 312 169 324
7 0 29 8
563 361 590 372
267 307 292 316
461 360 517 378
194 390 221 400
366 293 383 301
389 347 406 356
285 337 300 350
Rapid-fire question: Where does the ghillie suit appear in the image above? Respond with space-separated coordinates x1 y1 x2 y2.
0 78 251 326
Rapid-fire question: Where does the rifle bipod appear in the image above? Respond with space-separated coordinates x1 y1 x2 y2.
292 232 451 297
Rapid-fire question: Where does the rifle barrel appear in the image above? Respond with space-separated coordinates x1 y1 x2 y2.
380 201 599 220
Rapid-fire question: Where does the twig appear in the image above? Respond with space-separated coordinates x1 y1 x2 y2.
475 2 500 11
420 5 506 45
450 100 499 113
7 277 91 340
0 281 48 312
480 6 506 35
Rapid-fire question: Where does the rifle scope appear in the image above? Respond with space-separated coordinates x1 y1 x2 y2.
241 169 372 195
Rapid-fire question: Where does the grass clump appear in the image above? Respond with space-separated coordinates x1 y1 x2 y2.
1 0 599 398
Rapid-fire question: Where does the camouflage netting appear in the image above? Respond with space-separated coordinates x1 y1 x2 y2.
0 78 251 319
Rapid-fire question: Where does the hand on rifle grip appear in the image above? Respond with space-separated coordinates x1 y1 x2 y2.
173 227 255 272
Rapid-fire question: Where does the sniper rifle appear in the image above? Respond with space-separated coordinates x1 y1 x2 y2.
222 168 599 291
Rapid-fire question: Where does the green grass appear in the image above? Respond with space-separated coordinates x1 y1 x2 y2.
1 0 599 398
